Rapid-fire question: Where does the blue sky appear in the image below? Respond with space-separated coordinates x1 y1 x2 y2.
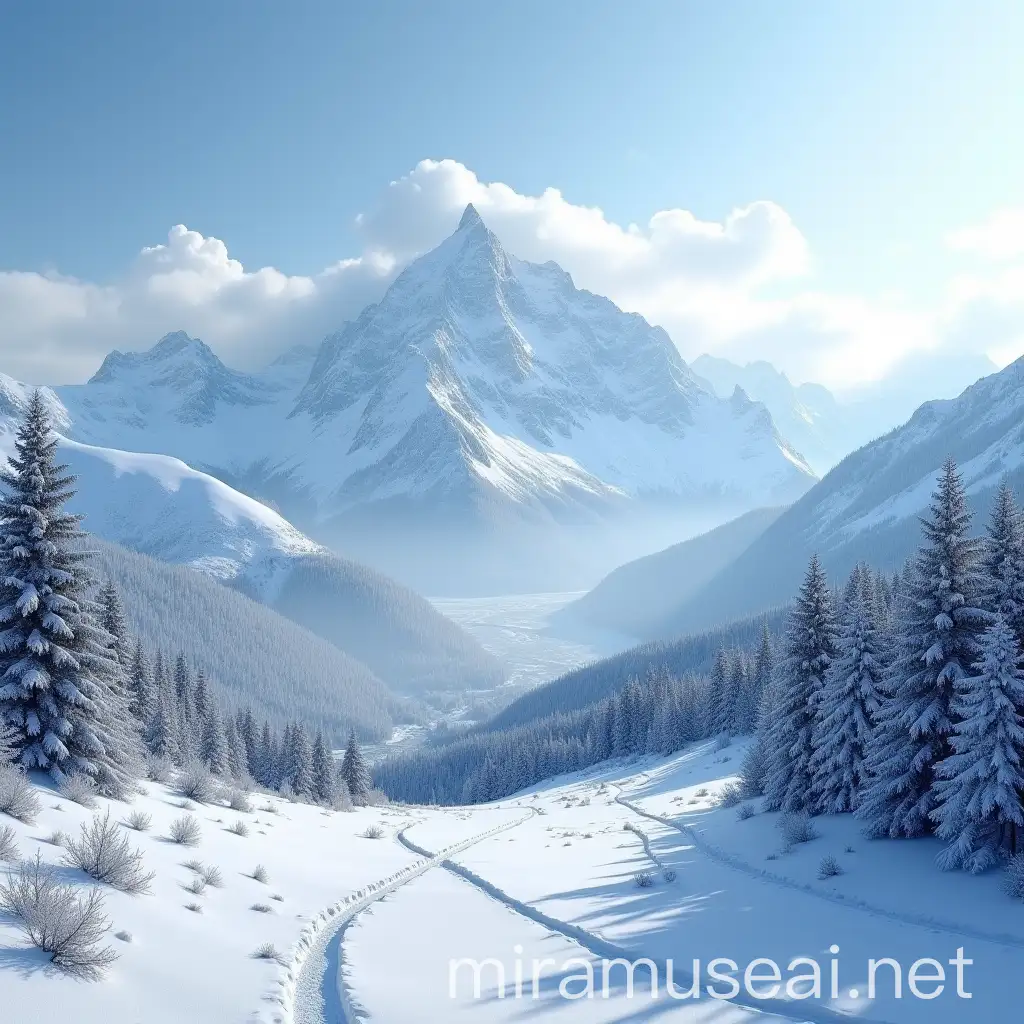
1 1 1023 391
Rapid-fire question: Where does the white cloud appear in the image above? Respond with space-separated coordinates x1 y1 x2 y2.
947 207 1024 261
0 157 1021 397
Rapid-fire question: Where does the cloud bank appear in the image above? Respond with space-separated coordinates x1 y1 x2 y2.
1 158 1022 396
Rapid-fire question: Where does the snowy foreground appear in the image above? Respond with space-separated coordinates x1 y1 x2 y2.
1 740 1020 1023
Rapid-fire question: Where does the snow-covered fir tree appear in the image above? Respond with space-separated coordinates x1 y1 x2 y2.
341 729 371 800
0 391 142 792
201 700 229 777
930 615 1024 872
740 625 777 796
858 459 990 838
984 481 1024 648
0 719 18 764
706 649 733 736
763 554 838 812
145 680 178 763
127 636 153 723
286 722 314 797
311 731 337 805
809 565 885 813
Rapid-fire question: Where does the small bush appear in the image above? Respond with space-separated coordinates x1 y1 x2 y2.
694 787 709 798
183 858 205 874
201 864 224 888
662 868 677 882
123 810 153 832
228 790 253 813
185 901 203 914
818 854 844 879
633 871 654 888
168 814 201 847
250 902 273 913
1003 853 1024 899
0 764 41 824
360 824 384 840
228 819 250 838
184 877 206 896
253 942 283 962
144 754 175 784
251 864 269 883
177 799 195 811
58 773 98 809
270 892 284 902
737 804 756 821
718 783 743 808
179 761 219 804
357 789 389 807
713 734 731 752
0 853 118 978
63 811 155 895
260 803 278 815
46 829 70 848
777 812 819 847
0 824 20 862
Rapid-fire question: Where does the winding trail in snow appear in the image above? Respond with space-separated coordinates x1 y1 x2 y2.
613 775 1024 953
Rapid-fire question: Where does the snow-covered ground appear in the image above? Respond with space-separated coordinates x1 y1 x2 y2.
2 739 1021 1023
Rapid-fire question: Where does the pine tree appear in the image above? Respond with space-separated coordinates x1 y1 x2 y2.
809 566 884 813
707 649 733 736
930 616 1024 871
729 651 753 734
740 627 777 796
0 391 142 791
145 680 178 762
127 637 153 723
224 716 246 781
763 554 838 812
285 722 313 797
0 719 18 764
311 731 337 805
341 729 371 800
237 708 258 778
984 482 1024 646
858 459 990 838
201 701 229 776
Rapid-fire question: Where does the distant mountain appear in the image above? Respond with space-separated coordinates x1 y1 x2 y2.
52 208 816 590
552 505 787 639
660 356 1024 634
0 373 501 695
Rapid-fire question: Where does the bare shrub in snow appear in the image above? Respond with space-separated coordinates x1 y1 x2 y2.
0 853 117 978
633 871 654 888
123 809 152 832
253 942 284 962
144 754 175 784
201 864 224 888
183 858 205 874
64 811 155 895
46 829 70 848
270 892 284 902
358 789 389 807
662 868 677 882
737 804 756 821
177 799 195 810
250 902 273 913
169 814 201 847
0 764 41 824
360 824 384 839
332 787 353 812
694 787 709 798
713 734 731 752
58 773 98 809
777 813 819 848
185 901 203 913
228 819 250 838
184 876 206 896
717 783 743 808
0 824 20 862
179 761 219 804
1003 853 1024 899
228 790 253 813
818 854 844 879
251 864 269 883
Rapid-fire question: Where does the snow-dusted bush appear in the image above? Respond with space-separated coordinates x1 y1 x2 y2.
0 824 20 862
183 858 205 874
201 864 224 888
228 819 250 838
662 868 677 882
123 809 152 832
58 773 98 809
252 942 283 962
717 783 743 808
184 876 206 896
179 761 219 804
633 871 654 888
713 734 731 752
251 863 269 883
818 854 844 879
1003 853 1024 899
250 902 273 913
332 786 353 812
0 764 41 824
737 803 756 821
64 811 155 895
169 814 202 847
694 787 709 798
777 812 819 848
358 788 389 807
185 901 203 913
0 853 117 978
46 829 69 848
228 789 253 813
144 754 175 784
360 824 384 839
270 892 284 902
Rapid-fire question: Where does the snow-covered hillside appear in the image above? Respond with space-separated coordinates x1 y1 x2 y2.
4 741 1017 1023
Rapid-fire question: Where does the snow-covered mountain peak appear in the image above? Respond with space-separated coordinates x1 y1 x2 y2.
458 202 484 230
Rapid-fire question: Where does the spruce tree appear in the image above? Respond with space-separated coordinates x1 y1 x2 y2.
341 729 371 800
809 566 884 813
127 637 153 723
984 482 1024 646
311 731 337 805
224 716 246 781
930 616 1024 871
286 722 313 797
707 649 732 736
763 554 837 812
0 719 18 764
740 628 777 797
858 459 990 838
201 701 229 776
0 391 141 791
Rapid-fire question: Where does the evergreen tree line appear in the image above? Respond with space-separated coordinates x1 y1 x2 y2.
375 628 776 805
746 458 1024 874
0 393 375 807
